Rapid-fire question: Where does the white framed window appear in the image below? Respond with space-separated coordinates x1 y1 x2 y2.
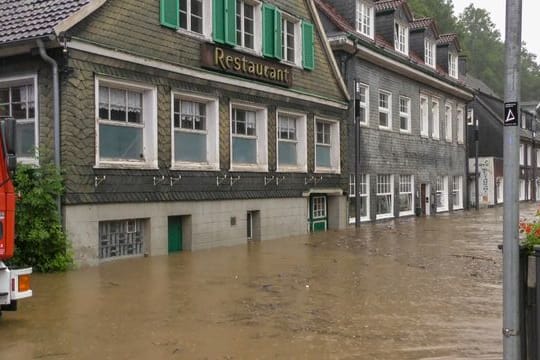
315 118 340 173
436 176 449 212
356 0 374 39
230 102 268 172
424 38 436 68
520 179 526 200
520 144 525 166
420 95 429 137
394 22 409 55
179 0 212 36
452 176 463 210
537 149 540 167
276 110 307 172
96 78 157 168
528 145 532 166
399 175 414 216
399 96 411 132
445 103 452 142
448 52 458 78
467 108 474 126
171 92 219 170
432 99 440 139
376 174 394 219
349 174 370 223
281 15 302 66
236 0 262 52
356 83 369 125
378 90 391 129
457 106 464 144
0 75 38 163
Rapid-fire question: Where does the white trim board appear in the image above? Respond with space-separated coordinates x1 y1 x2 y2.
67 39 349 110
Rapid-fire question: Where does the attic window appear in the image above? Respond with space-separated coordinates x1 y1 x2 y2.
448 53 458 78
356 0 374 39
424 38 436 68
394 22 408 55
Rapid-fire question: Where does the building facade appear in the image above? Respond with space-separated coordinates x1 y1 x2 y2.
0 0 349 265
316 0 473 223
466 77 540 206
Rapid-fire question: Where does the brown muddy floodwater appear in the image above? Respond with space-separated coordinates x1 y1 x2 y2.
2 205 532 360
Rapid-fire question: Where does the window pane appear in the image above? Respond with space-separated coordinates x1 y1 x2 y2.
110 88 126 122
400 194 412 212
0 88 8 103
175 131 207 162
316 145 331 167
0 104 8 118
16 122 34 158
127 91 142 124
100 124 143 160
377 195 392 215
11 103 26 119
400 116 407 130
379 112 388 127
232 137 257 163
11 86 23 102
278 141 297 165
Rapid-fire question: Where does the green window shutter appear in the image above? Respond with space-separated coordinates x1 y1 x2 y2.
302 21 315 70
274 9 282 60
224 0 236 46
262 4 275 58
160 0 179 29
213 0 236 45
213 0 225 43
262 4 282 59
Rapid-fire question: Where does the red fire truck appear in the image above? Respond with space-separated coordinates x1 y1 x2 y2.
0 118 32 315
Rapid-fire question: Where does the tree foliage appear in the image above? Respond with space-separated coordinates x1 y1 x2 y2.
7 163 73 272
408 0 540 101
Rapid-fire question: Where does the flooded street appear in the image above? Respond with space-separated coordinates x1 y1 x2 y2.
1 205 533 360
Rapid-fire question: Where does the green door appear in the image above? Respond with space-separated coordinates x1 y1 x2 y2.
168 216 182 253
310 195 328 232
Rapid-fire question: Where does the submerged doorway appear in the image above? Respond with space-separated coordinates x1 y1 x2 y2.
168 216 183 253
310 195 328 232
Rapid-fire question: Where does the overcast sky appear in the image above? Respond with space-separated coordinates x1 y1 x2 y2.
452 1 539 59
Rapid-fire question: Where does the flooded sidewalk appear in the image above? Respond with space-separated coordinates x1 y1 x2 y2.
1 204 528 359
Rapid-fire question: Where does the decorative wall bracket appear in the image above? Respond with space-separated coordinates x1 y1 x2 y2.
216 174 228 187
304 176 323 185
153 175 166 186
265 175 285 186
229 175 241 186
94 175 106 188
169 175 182 187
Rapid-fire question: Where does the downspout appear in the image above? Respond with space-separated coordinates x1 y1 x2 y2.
36 39 61 220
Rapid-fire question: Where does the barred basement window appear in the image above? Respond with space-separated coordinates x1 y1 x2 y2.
99 219 145 259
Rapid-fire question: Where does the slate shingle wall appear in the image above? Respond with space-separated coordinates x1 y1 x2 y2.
59 49 347 205
68 0 346 103
347 57 467 218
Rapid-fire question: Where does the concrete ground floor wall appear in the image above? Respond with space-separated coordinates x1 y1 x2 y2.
64 195 347 266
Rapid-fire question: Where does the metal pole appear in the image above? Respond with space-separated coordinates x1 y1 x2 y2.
475 118 479 210
354 79 361 228
503 0 522 358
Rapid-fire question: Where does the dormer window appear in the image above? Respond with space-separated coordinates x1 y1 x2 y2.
424 38 436 68
356 0 374 39
394 23 408 55
448 52 458 78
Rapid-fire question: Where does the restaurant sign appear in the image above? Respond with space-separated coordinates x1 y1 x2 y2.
201 43 292 87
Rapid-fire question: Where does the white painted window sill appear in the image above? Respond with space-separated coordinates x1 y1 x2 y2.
376 214 394 220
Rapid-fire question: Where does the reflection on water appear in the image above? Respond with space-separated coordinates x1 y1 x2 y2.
1 204 530 359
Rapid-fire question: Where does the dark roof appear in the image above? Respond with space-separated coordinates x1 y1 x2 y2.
437 33 461 51
374 0 407 12
409 17 440 37
0 0 90 44
314 0 355 34
464 74 500 98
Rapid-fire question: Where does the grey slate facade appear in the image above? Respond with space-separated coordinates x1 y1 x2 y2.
316 0 473 222
0 0 349 265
